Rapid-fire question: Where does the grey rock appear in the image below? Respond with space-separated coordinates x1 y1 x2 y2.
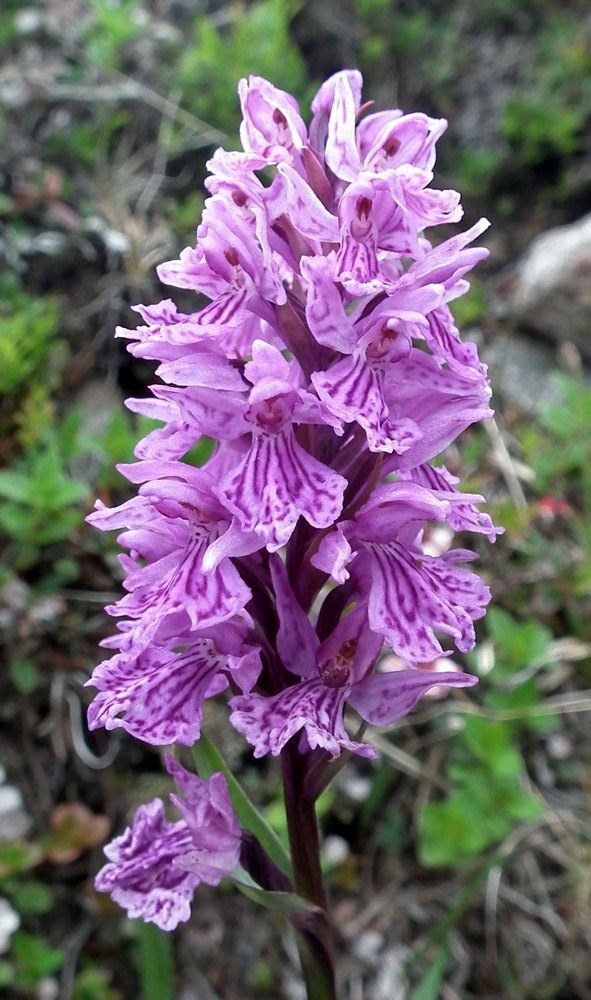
481 332 566 413
353 929 384 966
507 213 591 359
69 379 124 485
0 785 33 842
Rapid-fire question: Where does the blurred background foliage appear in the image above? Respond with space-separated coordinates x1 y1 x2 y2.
1 1 591 998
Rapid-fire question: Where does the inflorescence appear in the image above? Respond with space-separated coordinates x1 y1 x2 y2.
88 71 500 930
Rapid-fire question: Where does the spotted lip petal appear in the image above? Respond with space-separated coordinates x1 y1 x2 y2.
229 577 379 761
312 352 422 454
87 625 259 747
422 306 488 381
217 427 347 551
229 585 475 758
382 349 493 473
362 541 489 663
229 680 376 759
87 640 225 746
405 464 503 541
94 800 198 931
90 474 253 661
106 521 252 655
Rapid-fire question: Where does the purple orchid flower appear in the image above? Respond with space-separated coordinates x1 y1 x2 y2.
95 758 240 930
89 71 499 962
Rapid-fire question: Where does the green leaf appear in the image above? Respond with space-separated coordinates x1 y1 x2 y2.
230 866 320 917
35 510 83 545
461 716 522 778
185 435 215 468
418 792 494 867
74 967 121 1000
134 921 174 1000
408 944 449 1000
485 680 560 732
12 931 64 986
0 961 15 987
0 503 34 541
0 472 33 503
0 842 44 878
486 609 551 674
12 882 54 914
9 658 39 695
406 854 502 972
179 0 308 135
417 759 545 868
191 735 292 878
501 785 544 822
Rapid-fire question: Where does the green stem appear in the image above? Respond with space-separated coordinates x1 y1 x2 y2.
281 740 337 1000
135 920 174 1000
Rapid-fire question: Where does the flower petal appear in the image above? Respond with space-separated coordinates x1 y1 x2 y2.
165 757 241 886
310 528 355 584
217 429 347 551
300 254 357 353
95 800 197 931
324 73 361 181
270 555 318 677
87 637 228 747
364 541 488 662
349 667 477 726
312 353 421 453
230 680 375 759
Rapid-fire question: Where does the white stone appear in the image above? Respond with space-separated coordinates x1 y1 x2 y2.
0 898 20 954
0 785 22 816
35 977 59 1000
509 213 591 359
321 835 349 868
0 785 33 842
353 929 384 965
14 9 43 34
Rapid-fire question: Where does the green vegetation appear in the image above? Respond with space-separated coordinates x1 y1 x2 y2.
501 16 591 167
178 0 309 133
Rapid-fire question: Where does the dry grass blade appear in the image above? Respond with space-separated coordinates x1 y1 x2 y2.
484 417 530 509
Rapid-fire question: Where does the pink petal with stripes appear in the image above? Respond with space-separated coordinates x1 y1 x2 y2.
229 680 374 758
364 541 489 662
349 667 477 726
87 638 228 746
217 428 347 551
312 353 421 454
